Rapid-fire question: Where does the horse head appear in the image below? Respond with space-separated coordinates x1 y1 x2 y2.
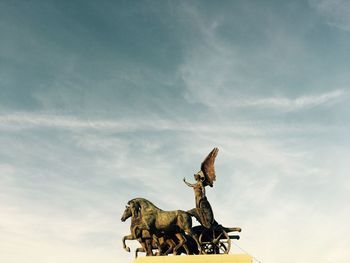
121 199 142 222
128 200 141 219
121 205 132 222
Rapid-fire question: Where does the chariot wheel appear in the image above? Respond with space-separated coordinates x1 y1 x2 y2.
199 227 231 254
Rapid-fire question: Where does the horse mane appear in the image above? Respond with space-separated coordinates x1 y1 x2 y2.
129 197 162 211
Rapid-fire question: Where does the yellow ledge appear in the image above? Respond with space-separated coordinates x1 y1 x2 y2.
134 254 252 263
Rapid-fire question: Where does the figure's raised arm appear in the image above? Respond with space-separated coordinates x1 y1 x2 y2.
183 177 195 187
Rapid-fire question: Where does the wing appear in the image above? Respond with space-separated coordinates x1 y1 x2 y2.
200 147 219 187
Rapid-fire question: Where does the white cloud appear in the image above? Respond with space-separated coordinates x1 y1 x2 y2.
0 113 127 130
0 203 127 263
309 0 350 31
226 89 345 111
178 5 346 112
1 111 349 263
1 3 349 262
0 112 343 136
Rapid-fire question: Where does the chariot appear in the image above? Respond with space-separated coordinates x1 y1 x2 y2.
121 148 242 257
192 224 240 255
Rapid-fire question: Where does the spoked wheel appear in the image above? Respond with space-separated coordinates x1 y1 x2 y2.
199 228 231 254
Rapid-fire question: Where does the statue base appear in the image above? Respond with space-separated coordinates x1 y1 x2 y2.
134 254 252 263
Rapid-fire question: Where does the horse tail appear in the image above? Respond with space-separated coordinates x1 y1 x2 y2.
186 208 196 217
186 208 201 223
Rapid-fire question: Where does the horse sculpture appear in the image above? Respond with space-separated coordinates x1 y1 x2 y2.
121 198 201 255
121 205 178 257
121 148 242 257
121 205 154 256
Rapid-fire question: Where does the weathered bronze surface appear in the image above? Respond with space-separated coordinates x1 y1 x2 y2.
121 148 241 257
183 147 218 228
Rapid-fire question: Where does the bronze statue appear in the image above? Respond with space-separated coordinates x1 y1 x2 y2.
121 147 242 257
184 147 218 228
121 204 154 256
121 198 201 255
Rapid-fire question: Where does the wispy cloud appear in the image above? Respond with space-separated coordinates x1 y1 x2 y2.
0 113 131 130
2 109 349 263
226 89 345 111
0 112 343 136
1 2 350 263
178 4 347 113
309 0 350 31
0 198 125 263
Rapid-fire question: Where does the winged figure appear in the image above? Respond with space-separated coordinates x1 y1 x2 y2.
183 147 218 228
199 147 218 187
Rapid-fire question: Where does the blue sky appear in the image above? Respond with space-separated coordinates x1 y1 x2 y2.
1 1 349 262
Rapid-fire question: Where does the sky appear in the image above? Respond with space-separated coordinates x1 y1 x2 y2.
0 0 350 262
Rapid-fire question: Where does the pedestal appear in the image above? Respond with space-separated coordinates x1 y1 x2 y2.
134 254 252 263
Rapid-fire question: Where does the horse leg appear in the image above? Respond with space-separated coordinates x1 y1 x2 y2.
152 235 163 256
173 233 187 255
135 247 145 258
136 238 149 258
172 233 189 255
137 230 153 256
122 234 133 252
145 238 153 256
181 213 202 253
164 238 176 255
187 229 202 254
182 242 190 255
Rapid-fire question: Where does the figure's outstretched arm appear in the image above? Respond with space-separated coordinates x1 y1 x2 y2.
183 177 195 187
